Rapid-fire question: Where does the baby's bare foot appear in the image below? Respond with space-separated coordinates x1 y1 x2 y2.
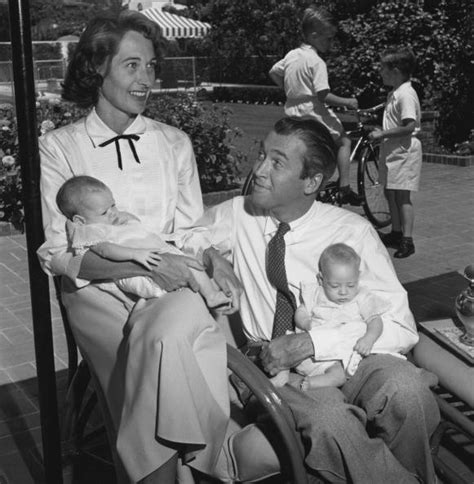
271 370 290 388
300 378 310 391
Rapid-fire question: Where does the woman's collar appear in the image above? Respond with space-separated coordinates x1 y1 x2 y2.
85 108 147 146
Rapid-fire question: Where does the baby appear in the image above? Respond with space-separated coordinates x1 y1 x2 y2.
56 175 231 309
272 242 403 390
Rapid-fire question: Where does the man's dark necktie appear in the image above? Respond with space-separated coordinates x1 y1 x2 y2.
98 134 141 170
266 222 297 338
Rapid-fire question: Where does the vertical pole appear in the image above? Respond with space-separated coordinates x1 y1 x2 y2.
7 1 63 483
192 56 196 98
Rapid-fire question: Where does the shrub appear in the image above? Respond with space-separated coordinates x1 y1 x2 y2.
145 93 244 192
210 86 285 105
329 0 473 147
0 94 245 228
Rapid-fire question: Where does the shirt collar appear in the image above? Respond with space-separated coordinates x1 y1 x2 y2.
315 286 339 308
85 108 147 147
263 201 320 239
391 81 412 99
301 43 318 54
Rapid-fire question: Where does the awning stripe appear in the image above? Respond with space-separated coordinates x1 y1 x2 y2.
141 8 211 39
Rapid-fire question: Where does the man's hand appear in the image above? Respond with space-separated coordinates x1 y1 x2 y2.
202 247 243 314
260 332 314 376
149 253 204 292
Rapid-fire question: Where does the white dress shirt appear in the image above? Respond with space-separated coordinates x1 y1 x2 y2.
38 109 203 285
178 196 419 360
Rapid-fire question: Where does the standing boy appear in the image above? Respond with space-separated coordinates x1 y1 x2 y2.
369 47 422 258
269 6 360 204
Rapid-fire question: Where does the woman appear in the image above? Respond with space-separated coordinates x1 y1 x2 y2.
38 11 237 483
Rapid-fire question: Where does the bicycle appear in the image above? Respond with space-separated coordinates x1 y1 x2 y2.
241 108 391 229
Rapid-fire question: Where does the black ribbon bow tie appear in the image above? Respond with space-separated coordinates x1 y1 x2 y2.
98 134 141 170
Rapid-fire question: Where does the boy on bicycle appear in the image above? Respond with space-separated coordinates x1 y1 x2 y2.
269 6 361 205
369 47 422 258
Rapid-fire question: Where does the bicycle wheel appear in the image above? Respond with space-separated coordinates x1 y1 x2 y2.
357 144 391 228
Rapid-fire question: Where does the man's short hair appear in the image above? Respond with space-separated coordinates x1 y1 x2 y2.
318 243 361 274
62 11 164 108
273 117 337 185
56 175 109 219
380 47 417 78
302 6 336 38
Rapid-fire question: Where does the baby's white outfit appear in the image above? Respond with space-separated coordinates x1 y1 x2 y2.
297 283 405 377
67 219 181 301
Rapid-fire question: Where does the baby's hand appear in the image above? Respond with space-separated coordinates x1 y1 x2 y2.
132 249 162 270
115 211 140 225
354 336 374 357
294 304 312 331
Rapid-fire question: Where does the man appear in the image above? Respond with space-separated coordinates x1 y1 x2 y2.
179 117 439 483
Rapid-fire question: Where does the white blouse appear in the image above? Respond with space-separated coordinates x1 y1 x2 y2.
38 109 203 285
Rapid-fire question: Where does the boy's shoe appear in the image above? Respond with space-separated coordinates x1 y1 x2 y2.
337 186 364 206
379 230 403 248
394 238 415 258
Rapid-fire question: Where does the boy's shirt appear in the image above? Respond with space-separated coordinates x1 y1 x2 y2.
383 81 421 132
271 43 330 99
269 44 344 138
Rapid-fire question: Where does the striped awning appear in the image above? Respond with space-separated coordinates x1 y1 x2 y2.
142 9 211 39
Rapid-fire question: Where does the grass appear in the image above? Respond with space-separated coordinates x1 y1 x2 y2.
208 102 285 177
214 102 362 179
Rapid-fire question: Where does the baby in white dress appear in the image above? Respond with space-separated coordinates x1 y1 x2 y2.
272 242 404 390
56 175 231 309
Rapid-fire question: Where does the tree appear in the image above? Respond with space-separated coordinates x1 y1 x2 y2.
201 0 310 84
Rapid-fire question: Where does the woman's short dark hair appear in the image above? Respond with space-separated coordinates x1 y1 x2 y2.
273 117 337 186
62 11 164 108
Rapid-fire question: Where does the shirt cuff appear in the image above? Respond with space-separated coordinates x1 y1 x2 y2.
65 253 89 288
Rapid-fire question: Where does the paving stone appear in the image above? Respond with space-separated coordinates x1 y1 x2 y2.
3 364 36 383
0 385 37 422
0 313 24 331
0 371 10 386
0 341 36 370
1 326 33 346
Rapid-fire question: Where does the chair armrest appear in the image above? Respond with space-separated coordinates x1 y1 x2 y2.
226 344 308 484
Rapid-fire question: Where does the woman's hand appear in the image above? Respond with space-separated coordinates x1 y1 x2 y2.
202 247 243 314
149 253 204 292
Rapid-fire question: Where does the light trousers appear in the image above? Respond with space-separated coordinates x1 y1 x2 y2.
278 354 440 483
62 279 229 483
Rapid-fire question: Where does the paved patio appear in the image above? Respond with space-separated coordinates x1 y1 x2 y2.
0 161 473 483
